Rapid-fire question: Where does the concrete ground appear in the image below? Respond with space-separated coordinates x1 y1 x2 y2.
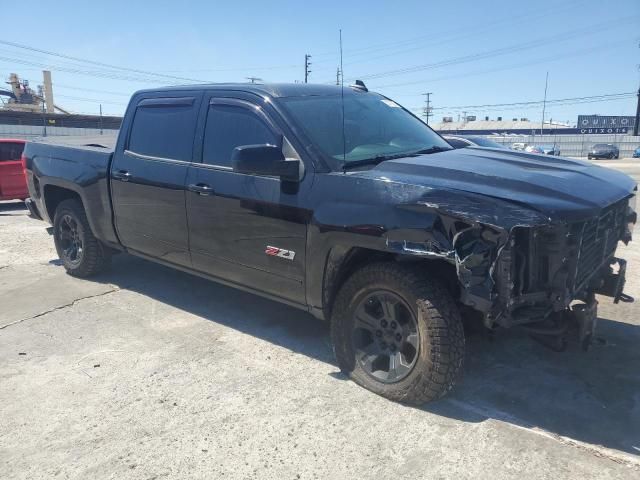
1 160 640 479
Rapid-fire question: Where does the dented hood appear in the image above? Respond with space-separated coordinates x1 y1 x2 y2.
359 147 636 221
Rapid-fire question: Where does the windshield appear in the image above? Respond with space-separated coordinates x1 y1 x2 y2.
278 92 451 167
465 136 506 148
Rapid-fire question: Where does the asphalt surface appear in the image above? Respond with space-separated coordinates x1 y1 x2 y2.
1 159 640 479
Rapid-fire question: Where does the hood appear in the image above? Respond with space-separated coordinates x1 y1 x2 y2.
349 147 636 221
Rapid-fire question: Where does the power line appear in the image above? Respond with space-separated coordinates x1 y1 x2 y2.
372 39 636 90
53 83 132 97
317 0 586 72
312 0 584 61
0 39 209 83
426 93 636 111
345 16 638 83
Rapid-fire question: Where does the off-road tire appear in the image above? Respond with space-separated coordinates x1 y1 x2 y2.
53 199 110 277
331 262 465 404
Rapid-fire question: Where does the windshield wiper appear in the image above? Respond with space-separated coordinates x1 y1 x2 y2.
341 146 452 171
341 153 410 171
409 145 452 155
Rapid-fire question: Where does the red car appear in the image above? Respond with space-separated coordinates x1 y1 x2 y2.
0 138 28 201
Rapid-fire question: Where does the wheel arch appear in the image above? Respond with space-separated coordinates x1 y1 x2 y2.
321 246 458 320
43 184 83 222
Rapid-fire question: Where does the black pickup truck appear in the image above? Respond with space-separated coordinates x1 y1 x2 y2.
23 83 637 404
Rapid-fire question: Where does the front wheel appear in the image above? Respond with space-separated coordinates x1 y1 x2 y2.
53 199 110 277
331 263 465 404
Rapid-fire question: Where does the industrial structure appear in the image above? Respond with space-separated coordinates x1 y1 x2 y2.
0 72 69 114
0 71 121 139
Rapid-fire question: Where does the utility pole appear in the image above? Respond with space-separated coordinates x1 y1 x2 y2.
541 71 549 136
336 67 341 86
634 84 640 136
41 97 47 137
245 77 262 84
304 54 312 83
99 103 103 135
422 92 433 125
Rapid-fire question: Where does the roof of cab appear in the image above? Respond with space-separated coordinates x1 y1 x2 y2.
133 83 368 99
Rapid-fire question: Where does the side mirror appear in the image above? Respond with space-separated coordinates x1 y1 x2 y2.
231 144 300 182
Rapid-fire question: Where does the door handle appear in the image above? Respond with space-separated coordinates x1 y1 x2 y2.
188 183 214 196
113 170 132 181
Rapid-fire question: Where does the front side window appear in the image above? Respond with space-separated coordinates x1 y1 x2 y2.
202 104 277 167
128 99 197 161
278 92 451 168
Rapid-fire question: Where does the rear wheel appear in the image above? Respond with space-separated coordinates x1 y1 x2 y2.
609 153 615 159
53 199 110 277
331 263 465 404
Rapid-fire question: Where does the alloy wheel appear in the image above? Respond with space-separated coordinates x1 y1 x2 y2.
352 290 420 383
58 214 84 266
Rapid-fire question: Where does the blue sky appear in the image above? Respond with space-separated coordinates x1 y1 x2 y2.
0 0 638 124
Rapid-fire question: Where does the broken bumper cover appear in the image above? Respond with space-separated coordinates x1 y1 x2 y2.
594 258 634 304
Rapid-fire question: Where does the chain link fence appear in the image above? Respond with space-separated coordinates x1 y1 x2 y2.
481 133 639 158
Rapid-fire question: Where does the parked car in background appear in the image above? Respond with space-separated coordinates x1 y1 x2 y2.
0 138 28 201
524 145 544 154
511 142 527 151
539 144 561 156
443 135 507 149
588 143 619 160
633 147 640 158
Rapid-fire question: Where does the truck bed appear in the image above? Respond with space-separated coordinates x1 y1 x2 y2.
24 134 119 246
29 133 118 151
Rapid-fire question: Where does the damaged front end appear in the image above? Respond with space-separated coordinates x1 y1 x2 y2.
396 190 637 350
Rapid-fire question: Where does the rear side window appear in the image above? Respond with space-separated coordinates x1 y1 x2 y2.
203 104 277 167
128 98 197 161
0 142 25 162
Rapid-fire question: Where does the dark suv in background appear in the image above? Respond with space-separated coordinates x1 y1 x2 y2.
588 143 619 160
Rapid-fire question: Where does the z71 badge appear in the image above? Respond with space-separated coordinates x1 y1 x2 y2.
265 246 296 261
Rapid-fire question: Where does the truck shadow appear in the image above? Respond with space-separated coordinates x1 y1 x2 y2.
0 201 27 215
95 254 639 457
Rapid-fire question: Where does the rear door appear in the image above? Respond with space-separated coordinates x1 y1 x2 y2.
111 93 202 266
0 141 27 200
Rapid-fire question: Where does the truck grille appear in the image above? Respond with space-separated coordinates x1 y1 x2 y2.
574 199 627 288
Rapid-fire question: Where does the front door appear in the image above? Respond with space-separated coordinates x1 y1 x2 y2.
186 97 309 304
111 94 202 266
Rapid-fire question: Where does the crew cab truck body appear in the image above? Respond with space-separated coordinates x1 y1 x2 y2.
23 83 637 404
